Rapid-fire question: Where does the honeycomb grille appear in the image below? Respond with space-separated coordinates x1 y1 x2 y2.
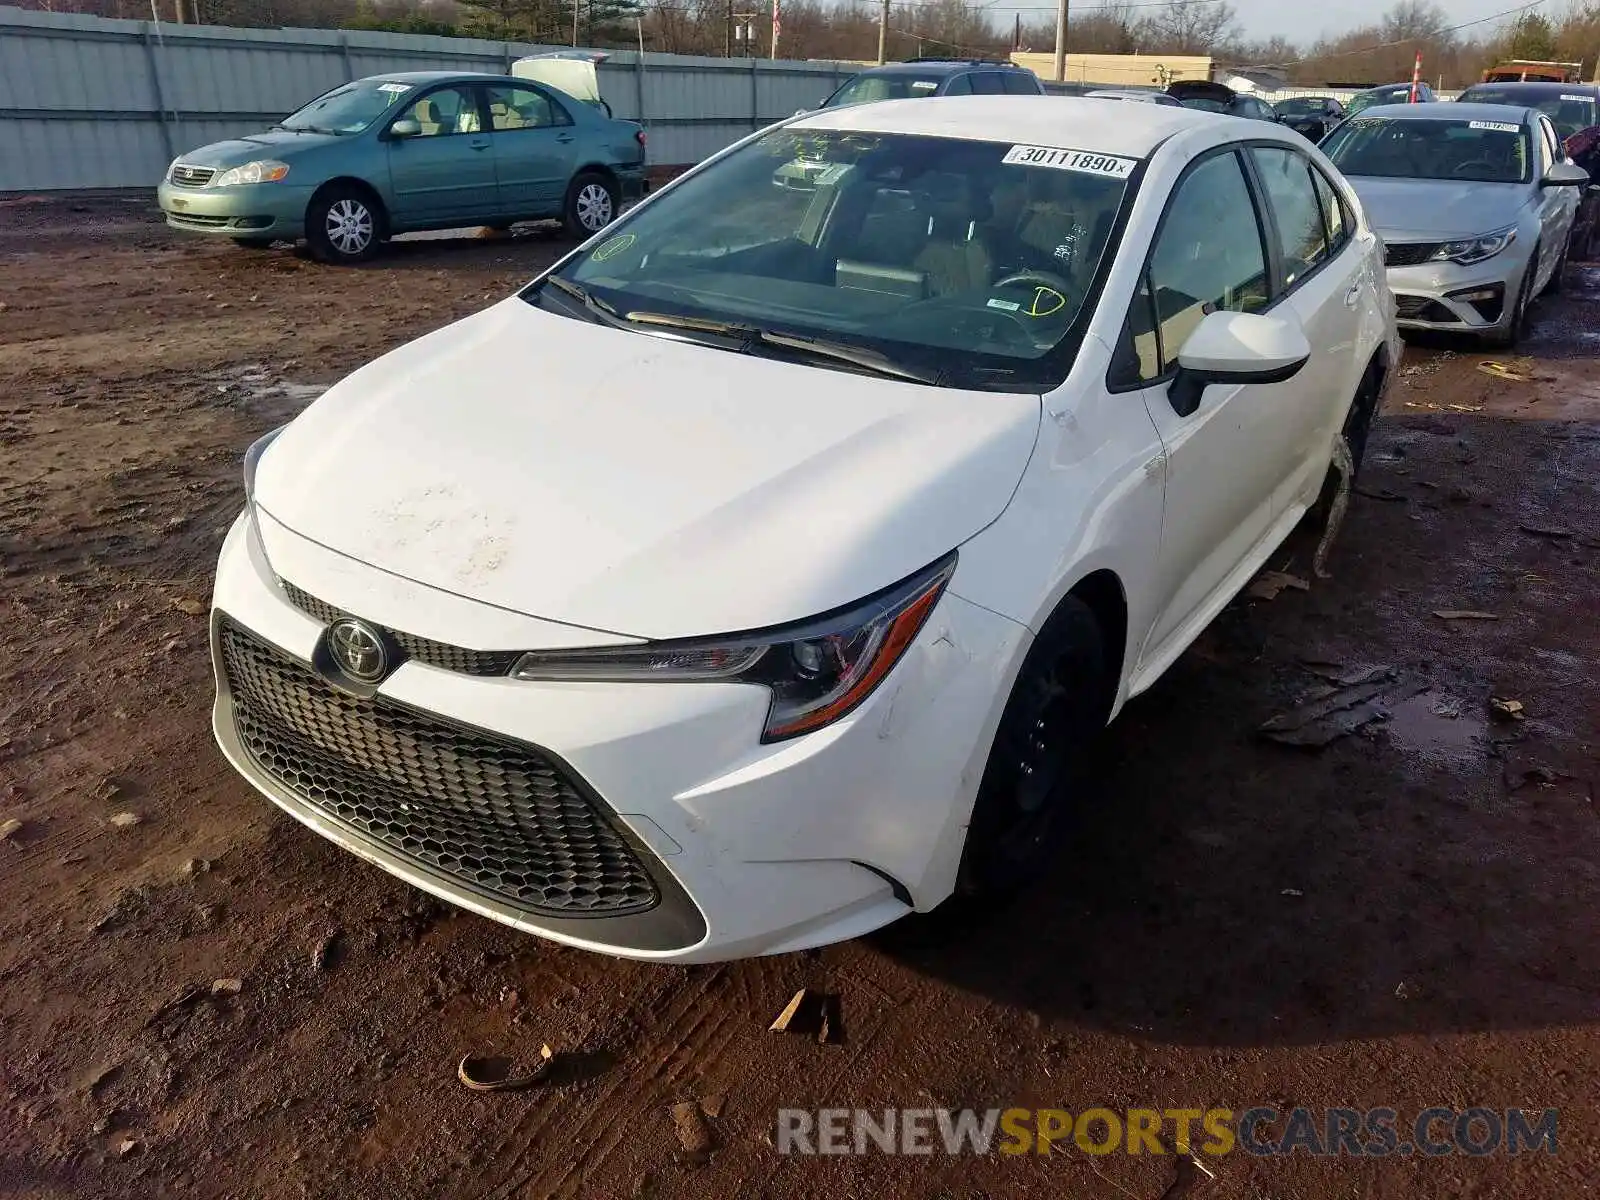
220 619 660 917
1384 242 1440 267
278 580 521 677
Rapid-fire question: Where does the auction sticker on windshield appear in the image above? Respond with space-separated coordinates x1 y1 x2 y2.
376 82 412 94
1468 120 1521 133
1002 145 1136 178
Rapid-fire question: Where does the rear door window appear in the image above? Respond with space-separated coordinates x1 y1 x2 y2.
969 73 1006 95
1249 146 1331 291
1002 72 1038 95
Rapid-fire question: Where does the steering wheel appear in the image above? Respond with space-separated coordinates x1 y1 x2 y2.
1452 159 1498 178
992 268 1077 297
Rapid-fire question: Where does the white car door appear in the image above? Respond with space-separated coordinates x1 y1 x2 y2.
1108 147 1301 663
1247 145 1369 510
1533 116 1577 283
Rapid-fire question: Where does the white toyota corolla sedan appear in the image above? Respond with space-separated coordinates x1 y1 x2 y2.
212 97 1400 963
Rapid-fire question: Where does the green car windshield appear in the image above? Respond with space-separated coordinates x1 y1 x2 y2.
281 79 414 134
1323 117 1531 185
542 127 1138 391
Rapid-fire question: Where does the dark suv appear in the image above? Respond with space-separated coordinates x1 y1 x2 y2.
816 58 1044 110
1344 81 1435 115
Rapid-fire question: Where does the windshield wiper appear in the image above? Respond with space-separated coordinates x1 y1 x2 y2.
541 275 634 329
623 311 942 385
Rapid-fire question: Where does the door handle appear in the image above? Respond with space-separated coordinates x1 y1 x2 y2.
469 138 490 151
556 133 575 144
1344 283 1362 309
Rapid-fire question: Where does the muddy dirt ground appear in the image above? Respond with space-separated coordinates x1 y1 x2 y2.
1 194 1597 1200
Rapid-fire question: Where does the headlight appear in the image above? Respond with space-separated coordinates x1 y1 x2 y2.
512 553 956 742
1430 225 1516 266
165 157 180 181
212 160 291 187
242 425 287 502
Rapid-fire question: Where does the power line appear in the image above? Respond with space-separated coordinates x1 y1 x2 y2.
1269 0 1549 68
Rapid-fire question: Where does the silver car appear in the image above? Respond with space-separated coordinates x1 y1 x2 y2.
1321 102 1589 347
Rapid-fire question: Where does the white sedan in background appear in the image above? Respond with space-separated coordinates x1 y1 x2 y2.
1321 101 1588 346
212 97 1399 963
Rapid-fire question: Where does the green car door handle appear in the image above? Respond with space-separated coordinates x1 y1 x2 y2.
556 133 575 144
469 138 490 151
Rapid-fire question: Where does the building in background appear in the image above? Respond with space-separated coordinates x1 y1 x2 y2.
1009 52 1211 89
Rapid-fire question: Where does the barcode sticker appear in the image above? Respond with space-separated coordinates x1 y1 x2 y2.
1003 144 1137 178
376 82 413 94
1561 94 1591 102
1469 120 1521 133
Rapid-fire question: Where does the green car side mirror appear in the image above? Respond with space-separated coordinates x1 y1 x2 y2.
389 119 421 139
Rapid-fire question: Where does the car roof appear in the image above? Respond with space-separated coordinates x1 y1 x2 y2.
1354 101 1536 125
791 94 1227 155
1462 81 1600 97
357 70 518 85
854 59 1023 76
1355 82 1427 94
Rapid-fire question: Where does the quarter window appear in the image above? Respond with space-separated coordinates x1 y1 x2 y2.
1309 165 1350 254
1117 150 1270 384
1002 72 1038 95
969 73 1005 95
941 74 973 97
485 85 570 131
1250 146 1330 290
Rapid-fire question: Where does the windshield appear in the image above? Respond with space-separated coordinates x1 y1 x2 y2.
1274 98 1323 115
1322 116 1530 184
1346 89 1413 115
1462 89 1597 140
539 127 1138 390
1177 96 1230 114
824 74 945 107
281 79 413 134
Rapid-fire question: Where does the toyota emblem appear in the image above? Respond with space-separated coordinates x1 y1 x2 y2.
327 618 388 683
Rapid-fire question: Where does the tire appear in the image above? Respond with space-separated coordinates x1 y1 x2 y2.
563 171 618 238
1341 357 1383 480
306 185 383 265
1484 252 1536 349
231 236 276 250
956 597 1108 900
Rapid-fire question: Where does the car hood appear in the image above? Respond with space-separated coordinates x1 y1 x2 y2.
252 299 1042 641
1346 177 1528 241
175 129 341 167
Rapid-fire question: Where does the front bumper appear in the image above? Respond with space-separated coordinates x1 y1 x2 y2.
157 179 316 238
209 510 1029 963
1385 252 1529 335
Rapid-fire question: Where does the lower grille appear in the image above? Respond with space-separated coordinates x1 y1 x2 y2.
1385 242 1440 267
278 580 520 677
219 619 660 917
167 212 233 228
1394 295 1459 322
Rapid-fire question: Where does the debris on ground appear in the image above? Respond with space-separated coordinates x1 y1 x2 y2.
1312 436 1353 580
1489 697 1525 722
145 983 208 1028
0 817 24 843
312 930 343 973
1506 765 1565 790
210 978 243 997
107 812 143 828
1298 661 1393 687
1518 524 1572 541
171 597 207 616
1281 888 1304 898
114 1134 144 1158
1433 610 1499 621
698 1093 726 1119
768 988 845 1043
769 988 812 1034
1260 670 1430 749
1157 1151 1218 1199
668 1100 715 1164
1246 571 1310 601
1476 360 1529 382
1354 486 1406 502
457 1044 554 1092
179 857 210 878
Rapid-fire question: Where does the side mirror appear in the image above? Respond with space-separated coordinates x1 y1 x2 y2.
1542 162 1590 187
389 118 421 139
1169 311 1311 417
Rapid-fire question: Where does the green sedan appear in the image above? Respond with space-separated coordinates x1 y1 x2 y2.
157 70 648 263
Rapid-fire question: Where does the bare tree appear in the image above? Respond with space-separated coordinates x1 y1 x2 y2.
1136 0 1240 55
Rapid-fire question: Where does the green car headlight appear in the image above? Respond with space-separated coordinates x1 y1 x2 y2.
212 160 291 187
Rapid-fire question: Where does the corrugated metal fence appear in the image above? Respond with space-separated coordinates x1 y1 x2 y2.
0 5 855 190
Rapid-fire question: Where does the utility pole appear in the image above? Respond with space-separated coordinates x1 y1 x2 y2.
725 0 733 57
877 0 889 64
571 0 579 47
1052 0 1067 81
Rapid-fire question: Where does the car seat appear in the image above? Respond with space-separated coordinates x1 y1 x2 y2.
911 173 993 295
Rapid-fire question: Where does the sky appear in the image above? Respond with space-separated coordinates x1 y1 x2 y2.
1228 0 1530 43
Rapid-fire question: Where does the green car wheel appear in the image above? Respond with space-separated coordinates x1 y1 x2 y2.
307 185 383 265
